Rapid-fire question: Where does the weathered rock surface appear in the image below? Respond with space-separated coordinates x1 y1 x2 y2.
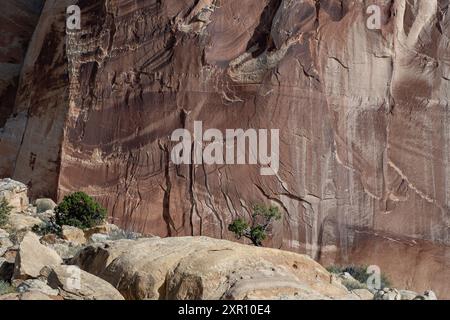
0 237 13 257
351 289 374 301
47 265 124 300
73 236 349 300
62 225 86 245
0 0 44 128
0 179 29 213
1 0 450 298
6 213 43 232
0 229 9 238
13 232 62 279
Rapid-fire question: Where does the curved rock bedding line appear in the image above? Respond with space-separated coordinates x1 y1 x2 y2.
0 0 449 297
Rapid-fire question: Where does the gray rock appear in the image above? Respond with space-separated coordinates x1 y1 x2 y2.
89 233 109 243
48 242 82 260
17 279 59 296
35 199 57 214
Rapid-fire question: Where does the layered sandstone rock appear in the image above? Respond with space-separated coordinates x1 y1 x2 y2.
0 0 44 128
13 231 62 279
0 0 449 298
72 236 350 300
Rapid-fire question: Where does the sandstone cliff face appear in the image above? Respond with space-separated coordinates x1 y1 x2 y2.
1 0 449 297
0 0 44 128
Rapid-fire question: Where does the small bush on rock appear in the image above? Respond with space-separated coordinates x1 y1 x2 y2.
55 192 106 229
228 204 281 246
0 199 12 227
327 264 392 289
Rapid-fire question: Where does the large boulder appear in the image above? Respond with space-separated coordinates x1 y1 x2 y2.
73 236 349 300
13 232 62 279
46 265 124 300
0 179 29 213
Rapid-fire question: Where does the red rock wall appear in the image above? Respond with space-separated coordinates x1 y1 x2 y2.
1 0 449 297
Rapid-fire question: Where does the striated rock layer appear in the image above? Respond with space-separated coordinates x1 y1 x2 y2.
0 0 449 297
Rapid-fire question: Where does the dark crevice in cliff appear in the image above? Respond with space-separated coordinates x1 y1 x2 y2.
188 142 201 236
246 0 282 56
314 0 321 29
159 141 176 237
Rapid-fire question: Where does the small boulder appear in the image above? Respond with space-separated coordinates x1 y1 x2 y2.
47 265 124 300
89 233 109 243
35 199 57 214
84 224 111 239
13 232 62 279
62 226 86 245
423 290 438 300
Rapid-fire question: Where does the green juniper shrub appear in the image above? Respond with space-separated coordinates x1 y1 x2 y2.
326 265 343 274
228 204 282 246
55 192 106 229
326 264 392 289
0 199 12 227
341 279 367 291
342 265 391 289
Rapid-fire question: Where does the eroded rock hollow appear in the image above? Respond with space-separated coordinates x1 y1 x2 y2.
1 0 449 297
